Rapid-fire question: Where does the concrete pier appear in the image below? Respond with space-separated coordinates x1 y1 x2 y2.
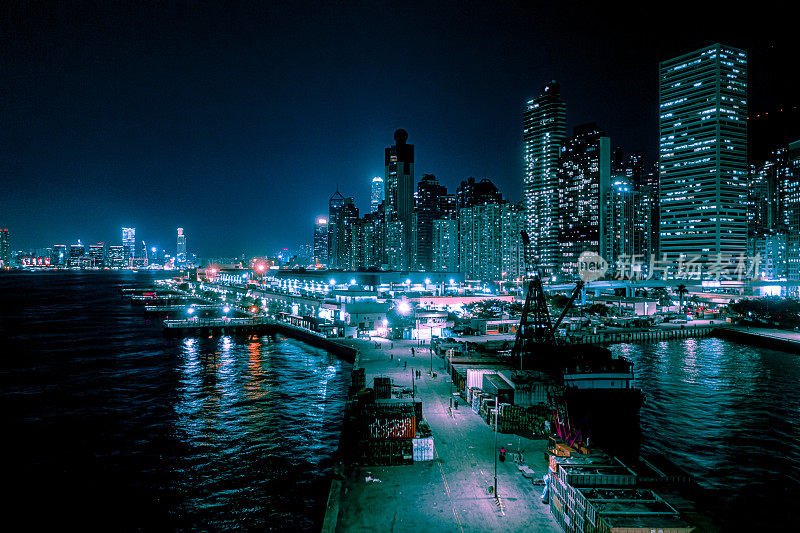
324 338 560 532
713 326 800 354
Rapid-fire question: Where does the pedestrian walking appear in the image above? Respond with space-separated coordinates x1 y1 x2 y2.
391 353 393 360
404 361 407 369
411 347 415 357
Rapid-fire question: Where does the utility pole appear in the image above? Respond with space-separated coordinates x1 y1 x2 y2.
493 406 499 499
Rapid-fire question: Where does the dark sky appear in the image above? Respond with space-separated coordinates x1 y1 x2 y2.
1 1 795 257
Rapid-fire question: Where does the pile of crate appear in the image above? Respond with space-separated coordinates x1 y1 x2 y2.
548 449 697 533
494 402 550 434
344 377 433 466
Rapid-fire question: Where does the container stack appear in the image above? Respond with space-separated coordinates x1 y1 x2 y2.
478 397 496 423
498 370 552 407
471 390 483 413
351 367 366 393
374 376 392 399
482 374 514 405
342 379 434 466
494 402 550 435
548 451 698 533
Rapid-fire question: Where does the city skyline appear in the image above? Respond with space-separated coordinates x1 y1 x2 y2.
1 2 795 256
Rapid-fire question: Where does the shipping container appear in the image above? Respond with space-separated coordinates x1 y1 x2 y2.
357 438 414 465
482 374 514 405
498 370 552 407
351 367 366 391
450 366 467 392
365 416 416 439
558 464 637 488
374 376 392 399
412 437 435 462
466 368 498 390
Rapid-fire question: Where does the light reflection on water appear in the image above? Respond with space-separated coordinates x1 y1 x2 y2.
0 271 352 532
610 337 800 530
169 334 350 530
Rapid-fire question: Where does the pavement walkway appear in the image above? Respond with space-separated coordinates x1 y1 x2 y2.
333 337 560 532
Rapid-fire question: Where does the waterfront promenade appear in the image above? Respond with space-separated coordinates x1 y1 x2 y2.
329 338 560 533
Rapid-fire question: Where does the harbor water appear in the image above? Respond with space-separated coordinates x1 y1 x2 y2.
2 271 799 530
611 338 800 530
0 272 351 531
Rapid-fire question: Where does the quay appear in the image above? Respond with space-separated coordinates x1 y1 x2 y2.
713 326 800 354
156 314 359 362
161 316 273 336
323 337 560 533
566 324 718 345
143 303 220 314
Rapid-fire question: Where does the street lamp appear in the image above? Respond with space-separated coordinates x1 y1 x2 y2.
493 403 499 499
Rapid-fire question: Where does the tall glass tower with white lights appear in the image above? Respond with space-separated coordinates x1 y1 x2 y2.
370 176 384 213
659 44 748 270
523 82 566 276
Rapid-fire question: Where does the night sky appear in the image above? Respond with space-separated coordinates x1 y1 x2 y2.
1 1 794 257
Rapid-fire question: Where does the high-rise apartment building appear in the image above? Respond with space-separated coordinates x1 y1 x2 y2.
176 228 187 264
523 82 567 275
370 176 385 213
659 44 748 271
414 174 448 271
780 140 800 283
432 218 458 272
456 177 503 212
459 201 524 282
556 123 611 277
122 227 136 267
385 129 414 269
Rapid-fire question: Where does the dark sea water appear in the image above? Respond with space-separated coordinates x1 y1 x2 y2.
611 339 800 531
0 272 351 532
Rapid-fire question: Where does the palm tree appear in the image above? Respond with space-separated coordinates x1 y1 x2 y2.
675 284 688 314
651 287 670 312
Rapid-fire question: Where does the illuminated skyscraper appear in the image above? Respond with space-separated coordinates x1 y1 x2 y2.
108 245 124 268
523 82 566 276
414 174 447 271
659 44 748 270
122 227 136 267
0 229 9 269
385 129 414 269
556 123 611 277
328 189 346 268
432 218 458 272
313 217 328 266
89 243 105 268
780 141 800 283
605 175 636 274
69 242 85 269
176 228 186 264
370 176 384 213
